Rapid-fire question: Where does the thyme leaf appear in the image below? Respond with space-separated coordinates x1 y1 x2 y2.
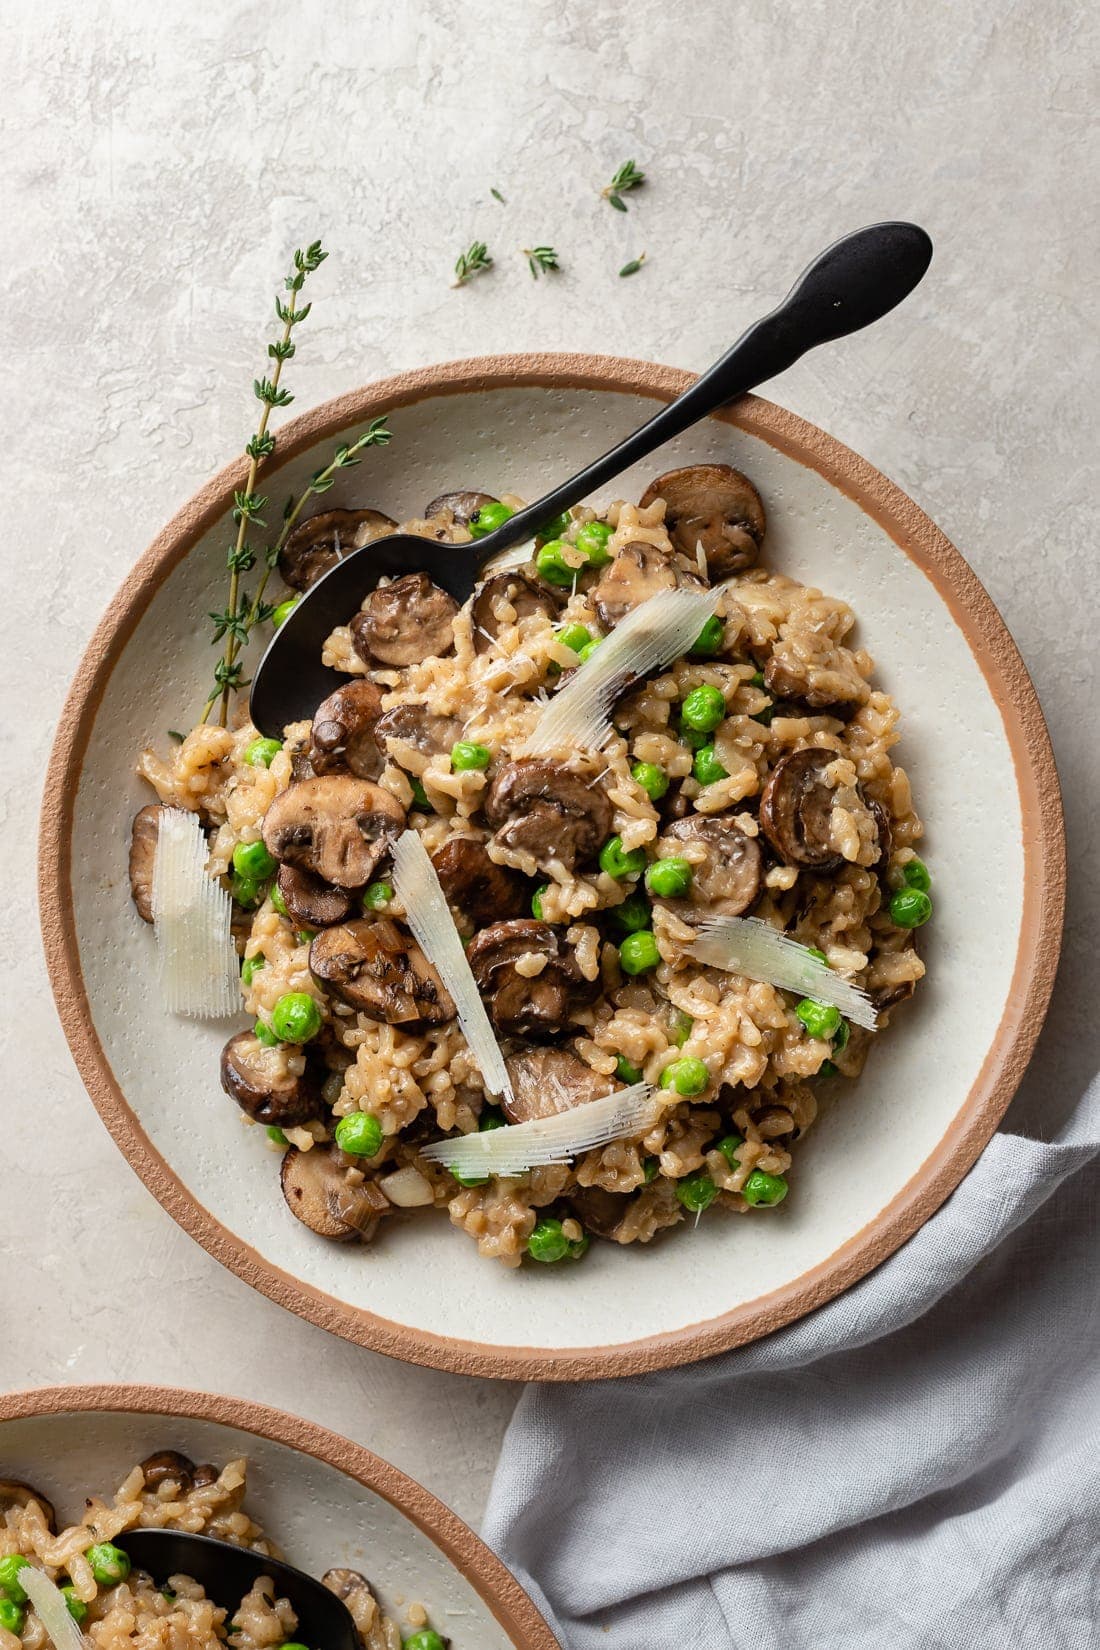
602 159 645 209
452 241 493 286
490 186 505 203
619 252 647 278
524 245 560 280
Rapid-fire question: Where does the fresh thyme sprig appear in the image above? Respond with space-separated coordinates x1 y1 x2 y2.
524 245 560 280
603 159 645 212
203 241 327 724
452 241 493 286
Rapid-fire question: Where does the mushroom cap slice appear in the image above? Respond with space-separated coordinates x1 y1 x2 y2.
129 803 165 923
759 747 845 872
467 919 599 1042
262 776 406 888
350 573 459 668
430 837 528 929
0 1480 55 1531
591 538 705 630
569 1184 632 1240
220 1030 325 1127
374 703 464 763
423 489 498 526
656 815 764 919
502 1046 617 1123
639 463 766 578
484 758 612 871
310 917 456 1027
139 1452 196 1493
471 569 563 654
280 1146 391 1242
308 679 385 779
278 508 397 593
276 864 355 928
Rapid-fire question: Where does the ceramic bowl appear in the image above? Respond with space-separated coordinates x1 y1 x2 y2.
39 354 1064 1379
0 1383 556 1647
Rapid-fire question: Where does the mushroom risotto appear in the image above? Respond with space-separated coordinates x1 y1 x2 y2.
0 1457 420 1650
132 463 931 1267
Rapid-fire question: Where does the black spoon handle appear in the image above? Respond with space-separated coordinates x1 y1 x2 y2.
481 220 932 554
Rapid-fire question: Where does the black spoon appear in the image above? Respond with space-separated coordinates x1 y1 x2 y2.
249 220 932 736
115 1529 360 1650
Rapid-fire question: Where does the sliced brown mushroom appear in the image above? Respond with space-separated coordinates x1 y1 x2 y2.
350 573 459 668
288 740 316 781
423 489 498 526
639 463 766 578
276 864 355 928
655 815 764 919
139 1452 196 1493
280 1146 391 1242
278 508 397 593
468 919 599 1041
190 1464 219 1489
0 1481 55 1531
470 569 562 654
502 1047 617 1123
759 748 844 872
867 798 893 869
374 703 464 762
322 1570 381 1634
129 803 165 923
262 776 406 888
762 651 866 716
484 759 612 871
592 539 705 630
220 1031 324 1127
569 1184 632 1240
310 918 456 1027
431 837 528 928
308 679 385 779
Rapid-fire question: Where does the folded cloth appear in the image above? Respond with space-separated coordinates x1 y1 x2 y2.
484 1078 1100 1647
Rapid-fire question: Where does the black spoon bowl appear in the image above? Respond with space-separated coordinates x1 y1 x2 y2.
115 1529 360 1650
249 220 932 736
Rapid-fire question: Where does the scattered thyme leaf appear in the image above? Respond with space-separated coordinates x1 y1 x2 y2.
524 245 561 280
452 241 493 286
608 193 627 212
619 252 647 278
167 730 186 744
602 159 645 208
490 187 505 204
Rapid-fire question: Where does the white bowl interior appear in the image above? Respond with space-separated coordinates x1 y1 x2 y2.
0 1406 518 1645
67 384 1023 1353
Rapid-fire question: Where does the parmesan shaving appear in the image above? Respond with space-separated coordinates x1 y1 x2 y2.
520 586 723 755
690 916 879 1031
151 808 239 1019
421 1082 658 1177
390 830 514 1103
20 1566 89 1650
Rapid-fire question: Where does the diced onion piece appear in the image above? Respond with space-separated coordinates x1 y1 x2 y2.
521 586 723 755
390 830 513 1104
20 1566 88 1650
422 1082 657 1177
151 808 239 1019
380 1165 435 1207
690 916 878 1031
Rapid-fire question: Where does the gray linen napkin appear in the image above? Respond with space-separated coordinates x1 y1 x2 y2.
483 1080 1100 1647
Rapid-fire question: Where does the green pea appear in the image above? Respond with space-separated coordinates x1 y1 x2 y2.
680 722 708 751
716 1133 745 1169
752 701 775 728
244 737 282 768
269 883 289 917
692 745 728 786
241 954 266 987
806 947 828 965
645 857 693 899
619 930 660 975
680 683 726 733
795 998 842 1040
254 1020 280 1048
271 597 298 629
574 520 614 568
750 670 766 689
451 1165 489 1188
818 1059 839 1079
832 1017 850 1052
743 1169 788 1207
278 1643 312 1650
295 925 316 944
362 881 393 910
232 839 277 881
480 1108 507 1131
660 1056 709 1096
469 501 515 538
535 539 580 587
675 1172 717 1212
688 614 725 658
535 509 571 542
599 835 647 879
615 1054 644 1084
902 856 931 893
531 884 548 920
230 875 264 909
642 1156 659 1183
266 1126 288 1146
86 1542 131 1587
451 741 491 772
0 1599 25 1635
577 637 603 663
631 761 669 802
334 1112 384 1157
669 1008 694 1047
403 1632 446 1650
527 1216 570 1263
610 891 651 933
557 622 592 655
889 887 932 928
0 1555 29 1603
61 1587 88 1624
409 776 431 810
271 992 322 1043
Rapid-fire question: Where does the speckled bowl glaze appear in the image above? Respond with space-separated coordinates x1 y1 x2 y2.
39 355 1065 1380
0 1384 557 1647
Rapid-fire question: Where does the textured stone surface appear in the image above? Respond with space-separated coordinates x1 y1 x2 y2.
2 0 1096 1530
